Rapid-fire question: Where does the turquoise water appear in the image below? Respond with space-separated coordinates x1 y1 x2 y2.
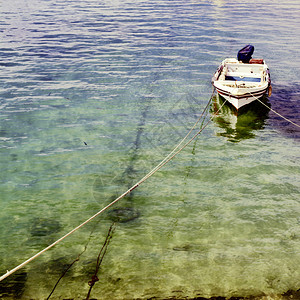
0 0 300 299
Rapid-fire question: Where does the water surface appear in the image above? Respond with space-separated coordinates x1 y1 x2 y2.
0 0 300 299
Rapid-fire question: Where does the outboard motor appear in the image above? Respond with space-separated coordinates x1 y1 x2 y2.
237 45 254 63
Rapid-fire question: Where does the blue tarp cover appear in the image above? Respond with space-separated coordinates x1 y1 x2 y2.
225 75 261 82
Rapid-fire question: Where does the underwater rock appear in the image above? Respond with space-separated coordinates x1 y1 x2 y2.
10 153 18 161
0 271 27 298
283 289 300 299
173 245 192 252
108 207 140 223
30 217 61 237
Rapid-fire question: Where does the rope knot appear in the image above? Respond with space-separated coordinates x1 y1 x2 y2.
88 275 99 287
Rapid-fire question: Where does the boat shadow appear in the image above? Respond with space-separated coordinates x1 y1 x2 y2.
211 94 270 142
266 84 300 140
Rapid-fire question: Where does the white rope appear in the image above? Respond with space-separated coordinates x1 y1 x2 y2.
0 91 223 282
138 92 214 183
248 88 300 128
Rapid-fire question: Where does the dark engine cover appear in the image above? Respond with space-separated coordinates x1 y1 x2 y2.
237 45 254 63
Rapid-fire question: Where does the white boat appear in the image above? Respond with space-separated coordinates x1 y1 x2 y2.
212 45 271 110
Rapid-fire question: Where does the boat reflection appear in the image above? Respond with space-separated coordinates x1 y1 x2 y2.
211 94 270 142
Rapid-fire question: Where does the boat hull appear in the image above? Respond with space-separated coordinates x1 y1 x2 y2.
214 85 268 110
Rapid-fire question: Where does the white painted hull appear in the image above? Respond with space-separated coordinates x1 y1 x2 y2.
212 58 271 110
214 84 269 110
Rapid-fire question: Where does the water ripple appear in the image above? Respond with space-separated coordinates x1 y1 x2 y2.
0 0 300 299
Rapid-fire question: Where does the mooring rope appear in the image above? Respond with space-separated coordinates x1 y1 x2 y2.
0 89 222 282
248 88 300 128
46 215 105 300
85 223 116 300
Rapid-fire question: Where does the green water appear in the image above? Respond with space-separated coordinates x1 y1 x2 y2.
0 0 300 299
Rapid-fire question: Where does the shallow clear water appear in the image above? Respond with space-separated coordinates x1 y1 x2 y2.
0 0 300 299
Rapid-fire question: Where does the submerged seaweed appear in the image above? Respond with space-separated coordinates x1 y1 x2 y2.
30 217 61 237
108 207 140 223
0 272 27 298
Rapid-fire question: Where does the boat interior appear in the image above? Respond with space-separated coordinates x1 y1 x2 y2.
218 61 267 85
219 64 265 82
